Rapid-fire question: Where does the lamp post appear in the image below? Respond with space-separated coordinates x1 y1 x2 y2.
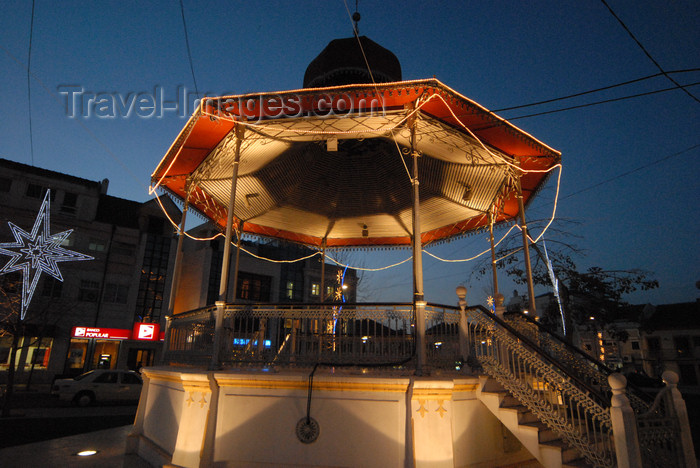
456 286 469 368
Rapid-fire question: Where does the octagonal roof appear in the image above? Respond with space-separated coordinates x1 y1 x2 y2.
152 78 560 248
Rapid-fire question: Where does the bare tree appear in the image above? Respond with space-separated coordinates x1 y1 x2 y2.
1 274 71 417
472 218 658 340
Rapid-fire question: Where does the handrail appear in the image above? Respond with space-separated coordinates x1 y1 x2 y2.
167 302 428 368
507 312 655 408
466 306 616 466
466 305 611 406
169 302 610 404
464 305 691 467
226 301 415 308
508 311 616 374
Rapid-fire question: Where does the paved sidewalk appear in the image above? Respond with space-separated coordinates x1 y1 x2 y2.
0 425 151 468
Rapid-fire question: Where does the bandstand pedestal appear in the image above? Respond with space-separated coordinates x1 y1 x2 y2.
127 366 534 468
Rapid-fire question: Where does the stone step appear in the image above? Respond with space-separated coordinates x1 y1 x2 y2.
521 421 560 443
500 404 540 424
540 439 583 464
562 457 594 468
479 377 600 468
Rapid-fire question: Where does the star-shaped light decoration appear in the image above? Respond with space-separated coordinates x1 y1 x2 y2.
0 190 93 320
486 296 495 313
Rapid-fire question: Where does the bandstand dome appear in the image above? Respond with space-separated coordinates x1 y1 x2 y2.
304 35 402 88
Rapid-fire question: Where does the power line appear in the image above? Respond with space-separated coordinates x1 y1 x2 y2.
27 0 35 166
179 0 199 98
599 0 700 105
506 81 700 121
494 68 700 112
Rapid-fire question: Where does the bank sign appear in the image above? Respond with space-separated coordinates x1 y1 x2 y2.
72 327 131 340
71 323 162 341
132 323 160 341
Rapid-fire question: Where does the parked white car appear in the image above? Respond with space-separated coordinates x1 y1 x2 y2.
52 369 143 406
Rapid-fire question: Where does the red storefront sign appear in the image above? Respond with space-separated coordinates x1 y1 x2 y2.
71 324 164 341
71 326 131 340
132 323 160 341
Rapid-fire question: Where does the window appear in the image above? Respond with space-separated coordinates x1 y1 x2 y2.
675 336 691 356
631 341 640 350
236 272 271 301
0 177 11 192
112 242 136 257
679 364 698 386
239 279 251 299
147 216 165 235
280 264 304 302
1 272 21 294
94 372 118 384
646 337 660 351
122 373 142 384
326 285 334 298
311 283 320 296
61 192 78 214
60 236 74 247
41 277 62 298
135 232 171 322
26 183 45 199
103 283 129 304
79 280 100 302
26 184 55 200
88 238 106 252
0 336 53 370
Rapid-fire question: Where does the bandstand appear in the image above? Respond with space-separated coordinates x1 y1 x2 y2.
127 33 696 468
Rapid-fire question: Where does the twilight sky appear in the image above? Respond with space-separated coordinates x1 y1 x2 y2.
1 1 698 307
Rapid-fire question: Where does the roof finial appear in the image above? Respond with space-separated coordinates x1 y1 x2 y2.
352 0 360 36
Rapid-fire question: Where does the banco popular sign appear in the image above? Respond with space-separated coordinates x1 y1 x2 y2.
71 323 162 341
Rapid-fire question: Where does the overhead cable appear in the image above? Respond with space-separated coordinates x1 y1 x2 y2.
27 0 36 166
599 0 700 104
507 81 700 121
494 68 700 112
179 0 199 98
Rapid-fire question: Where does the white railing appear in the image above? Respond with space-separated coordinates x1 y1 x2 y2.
635 370 697 468
164 302 464 369
504 313 653 413
165 305 218 367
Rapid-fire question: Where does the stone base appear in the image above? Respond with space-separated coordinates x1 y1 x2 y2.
128 366 533 468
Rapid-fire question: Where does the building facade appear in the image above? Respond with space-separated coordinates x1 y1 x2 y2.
173 225 358 314
0 158 181 385
513 288 700 391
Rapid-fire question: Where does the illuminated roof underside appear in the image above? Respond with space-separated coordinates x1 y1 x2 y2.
152 79 561 248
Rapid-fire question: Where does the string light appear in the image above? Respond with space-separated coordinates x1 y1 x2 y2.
422 223 521 263
325 253 412 272
543 239 566 335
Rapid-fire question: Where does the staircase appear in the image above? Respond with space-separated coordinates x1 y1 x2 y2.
477 376 591 468
463 307 696 468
